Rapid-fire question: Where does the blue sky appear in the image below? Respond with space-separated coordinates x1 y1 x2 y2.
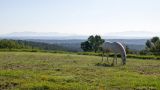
0 0 160 35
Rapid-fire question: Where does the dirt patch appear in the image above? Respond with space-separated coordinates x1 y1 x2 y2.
95 63 112 67
0 81 18 90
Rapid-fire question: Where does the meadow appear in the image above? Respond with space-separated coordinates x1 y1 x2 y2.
0 52 160 90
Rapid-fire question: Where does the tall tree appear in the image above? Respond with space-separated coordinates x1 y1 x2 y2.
151 36 159 44
81 41 92 52
145 36 160 55
81 35 105 52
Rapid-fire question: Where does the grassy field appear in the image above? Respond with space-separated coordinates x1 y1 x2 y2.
0 52 160 90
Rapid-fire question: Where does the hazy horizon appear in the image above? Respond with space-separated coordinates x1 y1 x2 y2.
0 0 160 36
0 31 155 39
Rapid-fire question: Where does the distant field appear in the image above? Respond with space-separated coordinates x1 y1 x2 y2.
0 52 160 90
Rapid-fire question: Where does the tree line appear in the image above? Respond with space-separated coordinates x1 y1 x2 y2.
0 39 30 50
0 39 67 51
81 35 160 55
1 36 160 55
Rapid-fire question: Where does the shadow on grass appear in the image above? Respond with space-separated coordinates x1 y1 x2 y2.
95 63 113 67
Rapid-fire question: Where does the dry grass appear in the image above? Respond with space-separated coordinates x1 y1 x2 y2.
0 52 160 90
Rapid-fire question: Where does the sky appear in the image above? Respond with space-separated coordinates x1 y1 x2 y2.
0 0 160 36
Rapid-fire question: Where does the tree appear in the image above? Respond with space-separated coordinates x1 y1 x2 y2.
81 41 92 52
151 36 159 44
146 40 152 49
81 35 105 52
145 36 160 55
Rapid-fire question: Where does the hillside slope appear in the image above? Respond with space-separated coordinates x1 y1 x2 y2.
0 52 160 90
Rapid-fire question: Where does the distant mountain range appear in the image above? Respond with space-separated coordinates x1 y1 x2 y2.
107 31 157 37
0 32 86 40
5 32 79 37
0 31 158 39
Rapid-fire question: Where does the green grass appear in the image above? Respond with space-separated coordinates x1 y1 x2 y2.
77 52 160 60
0 52 160 90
